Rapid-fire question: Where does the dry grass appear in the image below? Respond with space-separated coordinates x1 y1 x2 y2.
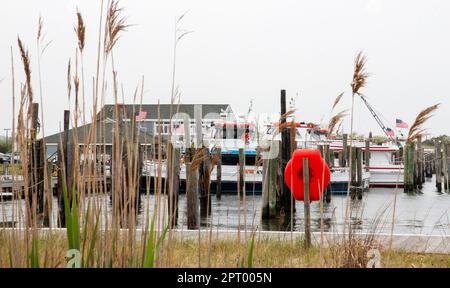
75 10 86 53
407 104 440 142
328 110 348 135
104 0 129 55
331 92 344 111
0 231 448 268
351 51 369 96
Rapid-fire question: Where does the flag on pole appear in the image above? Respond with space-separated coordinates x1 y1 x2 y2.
385 127 395 136
136 110 147 121
396 118 408 128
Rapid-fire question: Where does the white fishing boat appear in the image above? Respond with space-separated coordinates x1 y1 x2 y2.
141 119 371 194
329 141 404 188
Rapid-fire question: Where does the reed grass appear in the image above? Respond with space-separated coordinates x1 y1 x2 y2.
1 1 447 270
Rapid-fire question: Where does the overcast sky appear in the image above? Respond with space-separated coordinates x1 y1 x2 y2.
0 0 449 138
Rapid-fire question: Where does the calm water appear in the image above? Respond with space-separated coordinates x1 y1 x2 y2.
1 177 449 235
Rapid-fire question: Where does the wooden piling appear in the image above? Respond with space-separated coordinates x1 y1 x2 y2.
262 142 279 219
434 141 442 192
262 158 269 218
356 147 363 199
168 144 180 228
57 110 70 227
186 148 199 229
238 148 245 196
280 90 294 222
417 137 424 187
302 157 311 249
341 134 348 167
365 140 370 172
199 147 211 218
350 146 357 199
404 141 415 192
216 148 222 200
442 143 448 191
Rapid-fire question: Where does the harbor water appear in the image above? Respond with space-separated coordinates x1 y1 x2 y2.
1 177 449 236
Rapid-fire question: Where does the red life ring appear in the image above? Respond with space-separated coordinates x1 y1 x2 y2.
284 149 330 202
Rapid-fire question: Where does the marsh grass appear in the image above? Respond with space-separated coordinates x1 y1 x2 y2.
1 0 447 270
0 231 448 268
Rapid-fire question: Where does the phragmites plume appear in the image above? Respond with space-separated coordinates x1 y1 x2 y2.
75 10 86 52
407 104 440 142
73 55 80 107
105 0 129 55
17 37 33 108
37 16 43 42
67 59 72 101
351 51 369 96
331 92 344 111
328 110 348 135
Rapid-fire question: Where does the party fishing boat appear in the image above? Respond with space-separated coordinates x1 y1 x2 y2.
142 119 371 194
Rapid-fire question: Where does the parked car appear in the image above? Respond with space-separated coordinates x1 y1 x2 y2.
0 153 10 164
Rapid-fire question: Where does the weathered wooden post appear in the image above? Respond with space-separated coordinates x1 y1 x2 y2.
442 143 448 191
341 134 348 167
403 141 415 192
168 144 180 228
280 90 294 222
56 110 70 226
186 148 199 229
303 157 311 249
199 148 211 218
417 136 424 187
238 147 245 197
434 141 442 192
350 146 357 199
325 145 332 203
365 140 370 172
262 143 280 219
356 147 363 199
216 148 222 200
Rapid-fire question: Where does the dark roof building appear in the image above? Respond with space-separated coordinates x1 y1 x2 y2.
43 103 233 145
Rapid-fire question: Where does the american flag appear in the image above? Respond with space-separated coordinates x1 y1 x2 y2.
385 127 395 136
396 118 408 128
136 110 147 121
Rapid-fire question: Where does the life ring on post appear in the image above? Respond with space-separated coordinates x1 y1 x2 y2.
284 149 331 202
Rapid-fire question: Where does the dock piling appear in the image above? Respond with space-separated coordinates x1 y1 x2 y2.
186 148 199 229
302 157 311 249
435 141 442 192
